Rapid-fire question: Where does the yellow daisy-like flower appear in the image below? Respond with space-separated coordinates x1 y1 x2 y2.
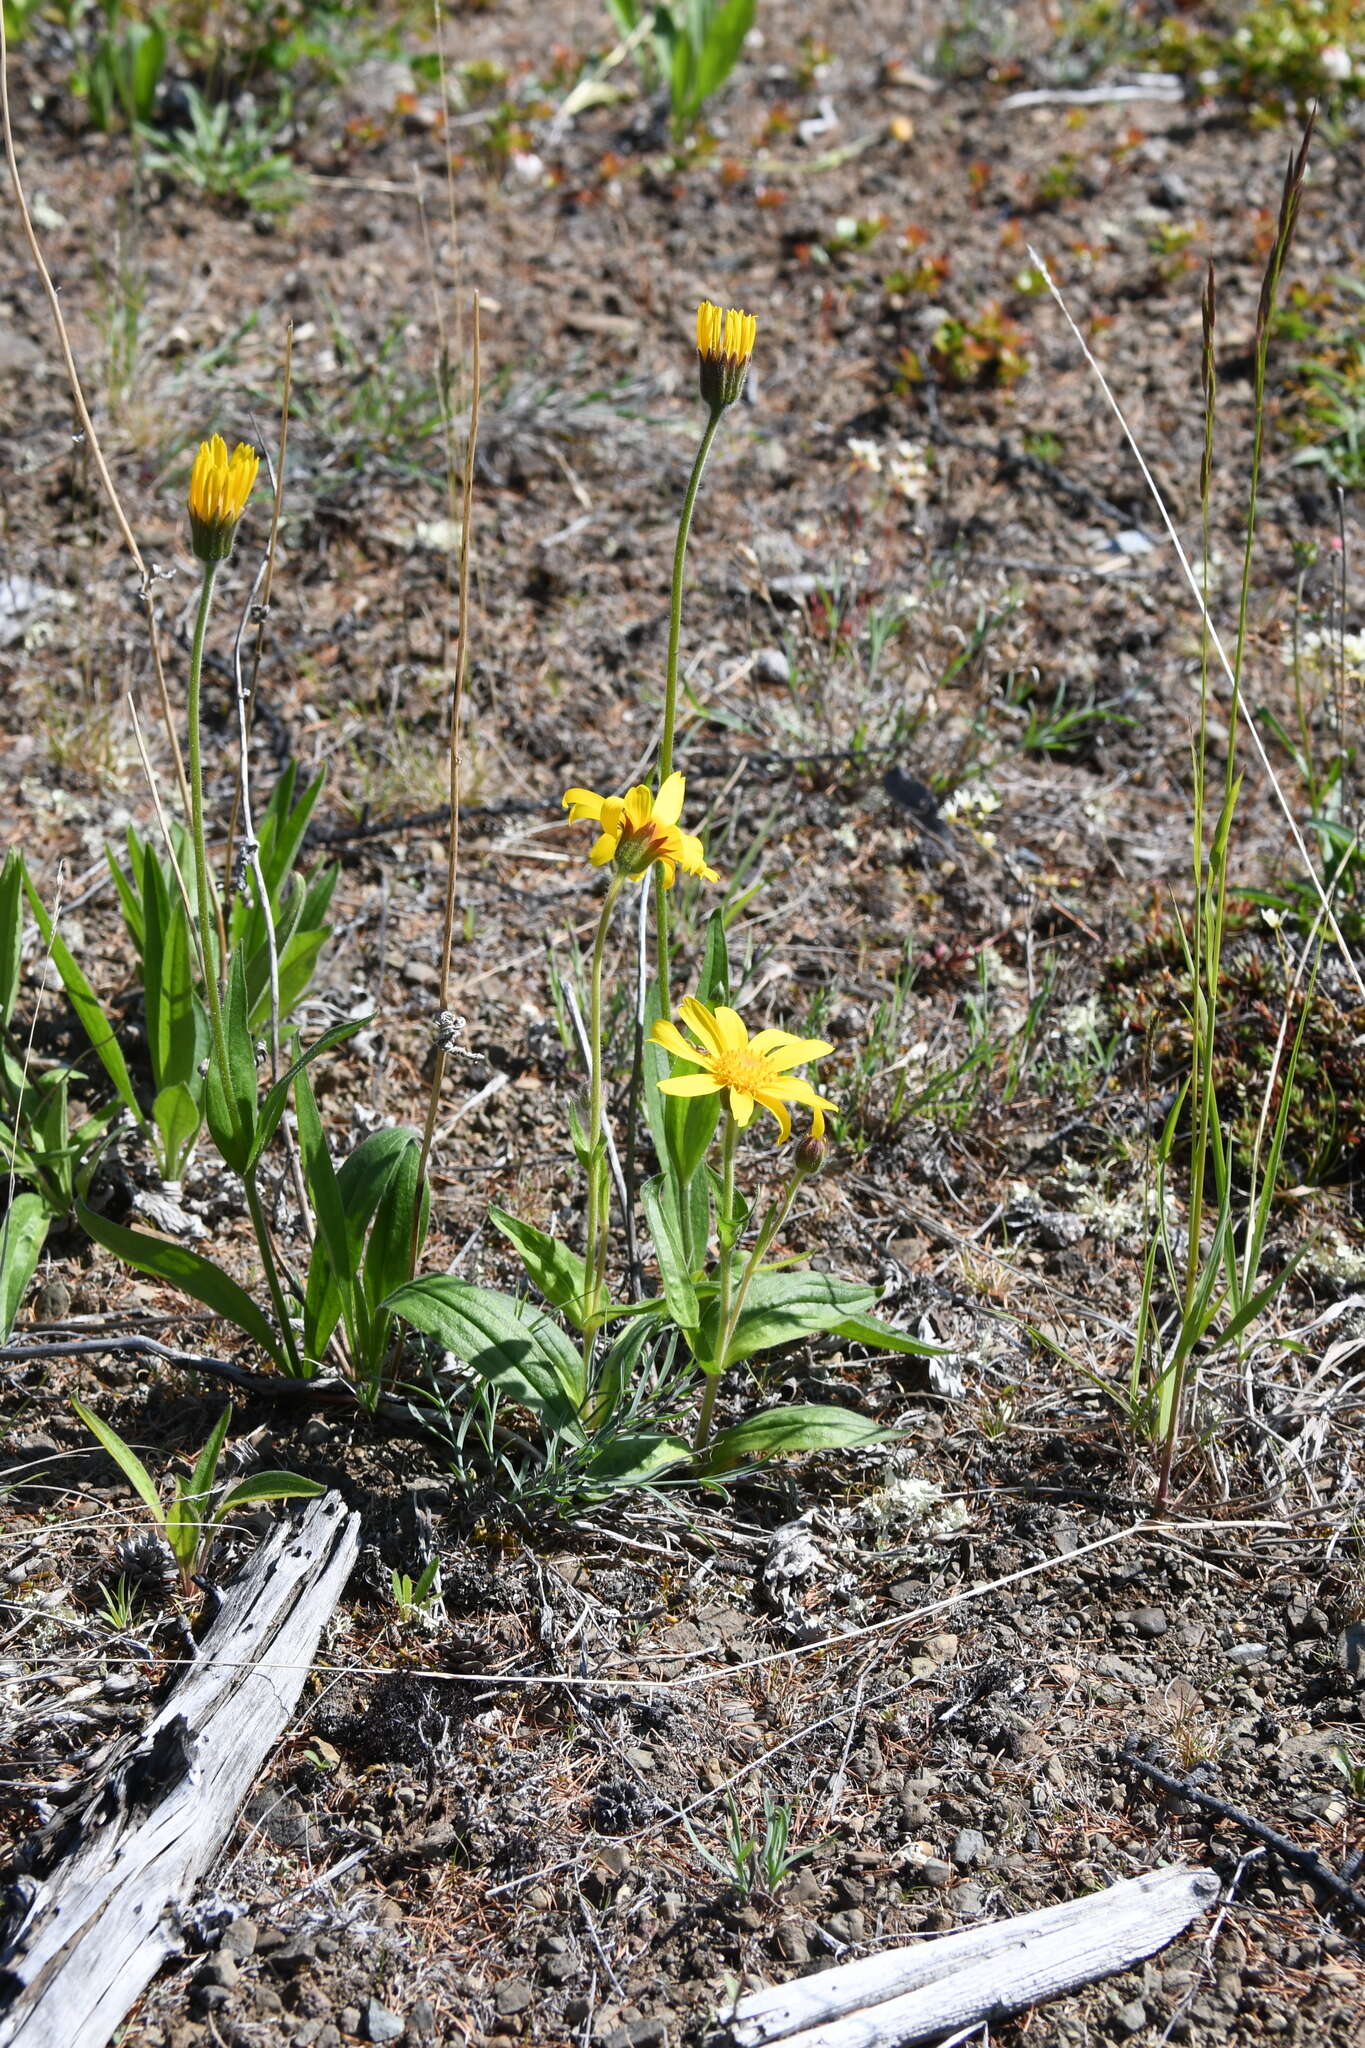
651 997 836 1142
696 298 757 411
187 433 261 563
562 771 718 889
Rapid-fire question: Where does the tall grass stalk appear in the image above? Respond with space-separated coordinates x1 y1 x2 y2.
1038 120 1323 1505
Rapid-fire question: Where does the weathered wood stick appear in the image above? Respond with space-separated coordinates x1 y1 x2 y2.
725 1865 1220 2048
0 1491 360 2048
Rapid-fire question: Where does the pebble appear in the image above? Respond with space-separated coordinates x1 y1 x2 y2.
921 1859 953 1888
1339 1622 1365 1682
363 2001 406 2044
951 1828 987 1870
495 1981 534 2018
753 647 790 685
1131 1606 1168 1639
220 1918 259 1960
826 1909 864 1943
1115 1998 1148 2035
198 1955 238 1991
1227 1643 1269 1666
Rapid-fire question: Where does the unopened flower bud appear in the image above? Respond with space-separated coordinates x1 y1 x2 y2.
696 299 757 411
793 1130 829 1177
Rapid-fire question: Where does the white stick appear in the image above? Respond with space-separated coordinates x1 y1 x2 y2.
725 1866 1219 2048
0 1493 360 2048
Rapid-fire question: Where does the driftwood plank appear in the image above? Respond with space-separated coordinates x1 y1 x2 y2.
0 1491 360 2048
724 1865 1220 2048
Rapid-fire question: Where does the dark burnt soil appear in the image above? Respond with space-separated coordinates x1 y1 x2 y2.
2 3 1365 2045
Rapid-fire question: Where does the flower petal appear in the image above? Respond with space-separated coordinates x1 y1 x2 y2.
658 1073 722 1098
677 998 725 1055
654 772 686 826
562 786 604 819
623 785 653 829
711 1005 749 1053
728 1088 756 1127
589 834 617 865
651 1019 703 1063
750 1033 835 1072
599 795 625 839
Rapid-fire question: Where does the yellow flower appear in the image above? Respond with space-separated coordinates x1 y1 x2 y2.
187 434 261 563
651 997 836 1142
696 298 757 411
562 771 718 889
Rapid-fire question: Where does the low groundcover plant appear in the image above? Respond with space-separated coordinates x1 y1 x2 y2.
22 298 936 1497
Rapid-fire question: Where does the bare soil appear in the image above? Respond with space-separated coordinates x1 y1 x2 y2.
2 5 1364 2046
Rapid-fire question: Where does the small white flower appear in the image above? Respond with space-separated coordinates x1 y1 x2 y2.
1319 45 1354 84
847 437 882 474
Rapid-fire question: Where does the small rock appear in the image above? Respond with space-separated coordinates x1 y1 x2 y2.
495 1981 534 2018
953 1883 986 1917
409 2002 437 2041
753 647 790 686
1132 1607 1168 1640
1115 1996 1148 2034
951 1829 987 1870
340 2012 362 2040
826 1909 865 1943
363 2001 406 2044
774 1920 808 1963
198 1955 239 1991
219 1918 259 1961
1338 1622 1365 1682
921 1860 953 1888
769 573 819 607
1227 1643 1269 1666
251 1986 284 2017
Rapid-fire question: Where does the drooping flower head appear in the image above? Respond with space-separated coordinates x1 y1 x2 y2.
187 434 260 563
696 299 757 412
651 997 835 1142
562 771 717 889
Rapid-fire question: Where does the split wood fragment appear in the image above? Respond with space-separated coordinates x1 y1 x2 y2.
0 1492 360 2048
722 1864 1219 2048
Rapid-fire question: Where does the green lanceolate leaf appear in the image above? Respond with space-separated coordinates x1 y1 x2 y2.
384 1275 587 1439
185 1401 233 1517
830 1310 946 1358
363 1132 427 1313
246 1016 365 1172
0 849 25 1029
70 1397 166 1528
640 1175 699 1336
582 1433 692 1488
702 1403 891 1473
23 874 144 1126
698 1270 882 1370
76 1199 285 1367
211 1471 326 1522
153 1082 203 1183
489 1205 592 1329
0 1193 50 1339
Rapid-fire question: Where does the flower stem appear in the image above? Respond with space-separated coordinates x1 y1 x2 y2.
695 1110 737 1453
186 561 234 1130
583 873 623 1381
655 402 723 1025
718 1171 801 1379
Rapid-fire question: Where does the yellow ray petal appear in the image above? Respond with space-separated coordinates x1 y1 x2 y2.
658 1073 722 1099
677 997 725 1055
654 772 686 826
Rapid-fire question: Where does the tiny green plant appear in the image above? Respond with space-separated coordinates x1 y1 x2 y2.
388 1554 443 1626
74 2 167 133
1330 1743 1365 1798
71 1396 324 1596
95 1573 142 1634
140 84 303 214
604 0 756 141
686 1790 820 1897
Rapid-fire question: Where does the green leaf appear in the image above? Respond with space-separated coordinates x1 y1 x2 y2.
489 1205 592 1329
76 1200 285 1367
362 1132 426 1314
640 1175 699 1336
582 1433 692 1488
211 1472 326 1521
703 1403 891 1473
203 949 258 1172
70 1397 166 1529
246 1016 365 1172
830 1311 946 1358
0 1193 50 1339
700 1270 881 1369
0 849 25 1029
295 1062 362 1360
185 1401 233 1515
693 0 755 103
23 873 143 1125
153 1082 203 1182
384 1275 586 1438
